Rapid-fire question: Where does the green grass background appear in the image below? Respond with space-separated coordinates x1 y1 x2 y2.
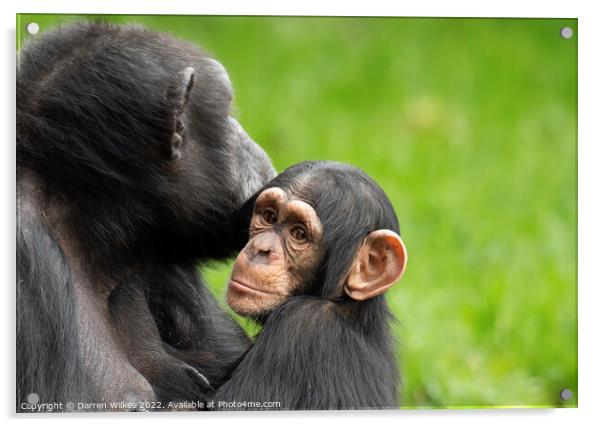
17 15 577 409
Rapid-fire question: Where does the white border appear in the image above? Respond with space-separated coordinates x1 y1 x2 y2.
3 1 601 426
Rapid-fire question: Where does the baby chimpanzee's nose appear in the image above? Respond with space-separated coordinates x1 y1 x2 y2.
248 231 281 264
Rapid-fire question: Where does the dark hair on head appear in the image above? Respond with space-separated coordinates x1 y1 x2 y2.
17 21 231 198
267 161 400 300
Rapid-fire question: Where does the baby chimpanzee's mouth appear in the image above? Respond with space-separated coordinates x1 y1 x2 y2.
229 278 276 296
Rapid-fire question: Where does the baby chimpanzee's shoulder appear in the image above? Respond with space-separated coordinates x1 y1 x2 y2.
262 296 366 342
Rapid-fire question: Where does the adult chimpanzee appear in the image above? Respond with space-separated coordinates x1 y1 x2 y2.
214 161 408 410
17 21 275 411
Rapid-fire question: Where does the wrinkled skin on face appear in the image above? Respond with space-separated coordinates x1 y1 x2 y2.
227 187 324 317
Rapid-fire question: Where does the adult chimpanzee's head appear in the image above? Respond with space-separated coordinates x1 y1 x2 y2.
227 161 408 317
17 22 275 261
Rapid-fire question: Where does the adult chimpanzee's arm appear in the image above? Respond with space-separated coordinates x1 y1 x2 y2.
142 264 251 387
109 280 216 405
17 218 95 407
213 296 399 410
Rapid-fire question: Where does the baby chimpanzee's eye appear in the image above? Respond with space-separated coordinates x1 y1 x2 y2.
290 225 308 243
262 209 278 225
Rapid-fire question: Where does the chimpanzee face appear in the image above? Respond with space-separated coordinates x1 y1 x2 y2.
227 187 324 317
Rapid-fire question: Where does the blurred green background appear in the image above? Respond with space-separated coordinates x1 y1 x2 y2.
18 15 577 409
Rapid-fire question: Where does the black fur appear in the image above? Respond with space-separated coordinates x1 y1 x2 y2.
215 161 401 410
17 21 274 411
17 218 96 405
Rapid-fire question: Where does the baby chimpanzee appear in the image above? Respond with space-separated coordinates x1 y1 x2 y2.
214 161 407 410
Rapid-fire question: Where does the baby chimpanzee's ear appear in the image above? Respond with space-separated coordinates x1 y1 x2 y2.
344 230 407 301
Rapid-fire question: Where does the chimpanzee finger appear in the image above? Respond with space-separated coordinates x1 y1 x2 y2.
184 365 214 392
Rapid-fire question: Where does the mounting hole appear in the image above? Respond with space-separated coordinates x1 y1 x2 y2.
26 392 40 404
560 26 573 39
560 388 573 401
26 22 40 35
